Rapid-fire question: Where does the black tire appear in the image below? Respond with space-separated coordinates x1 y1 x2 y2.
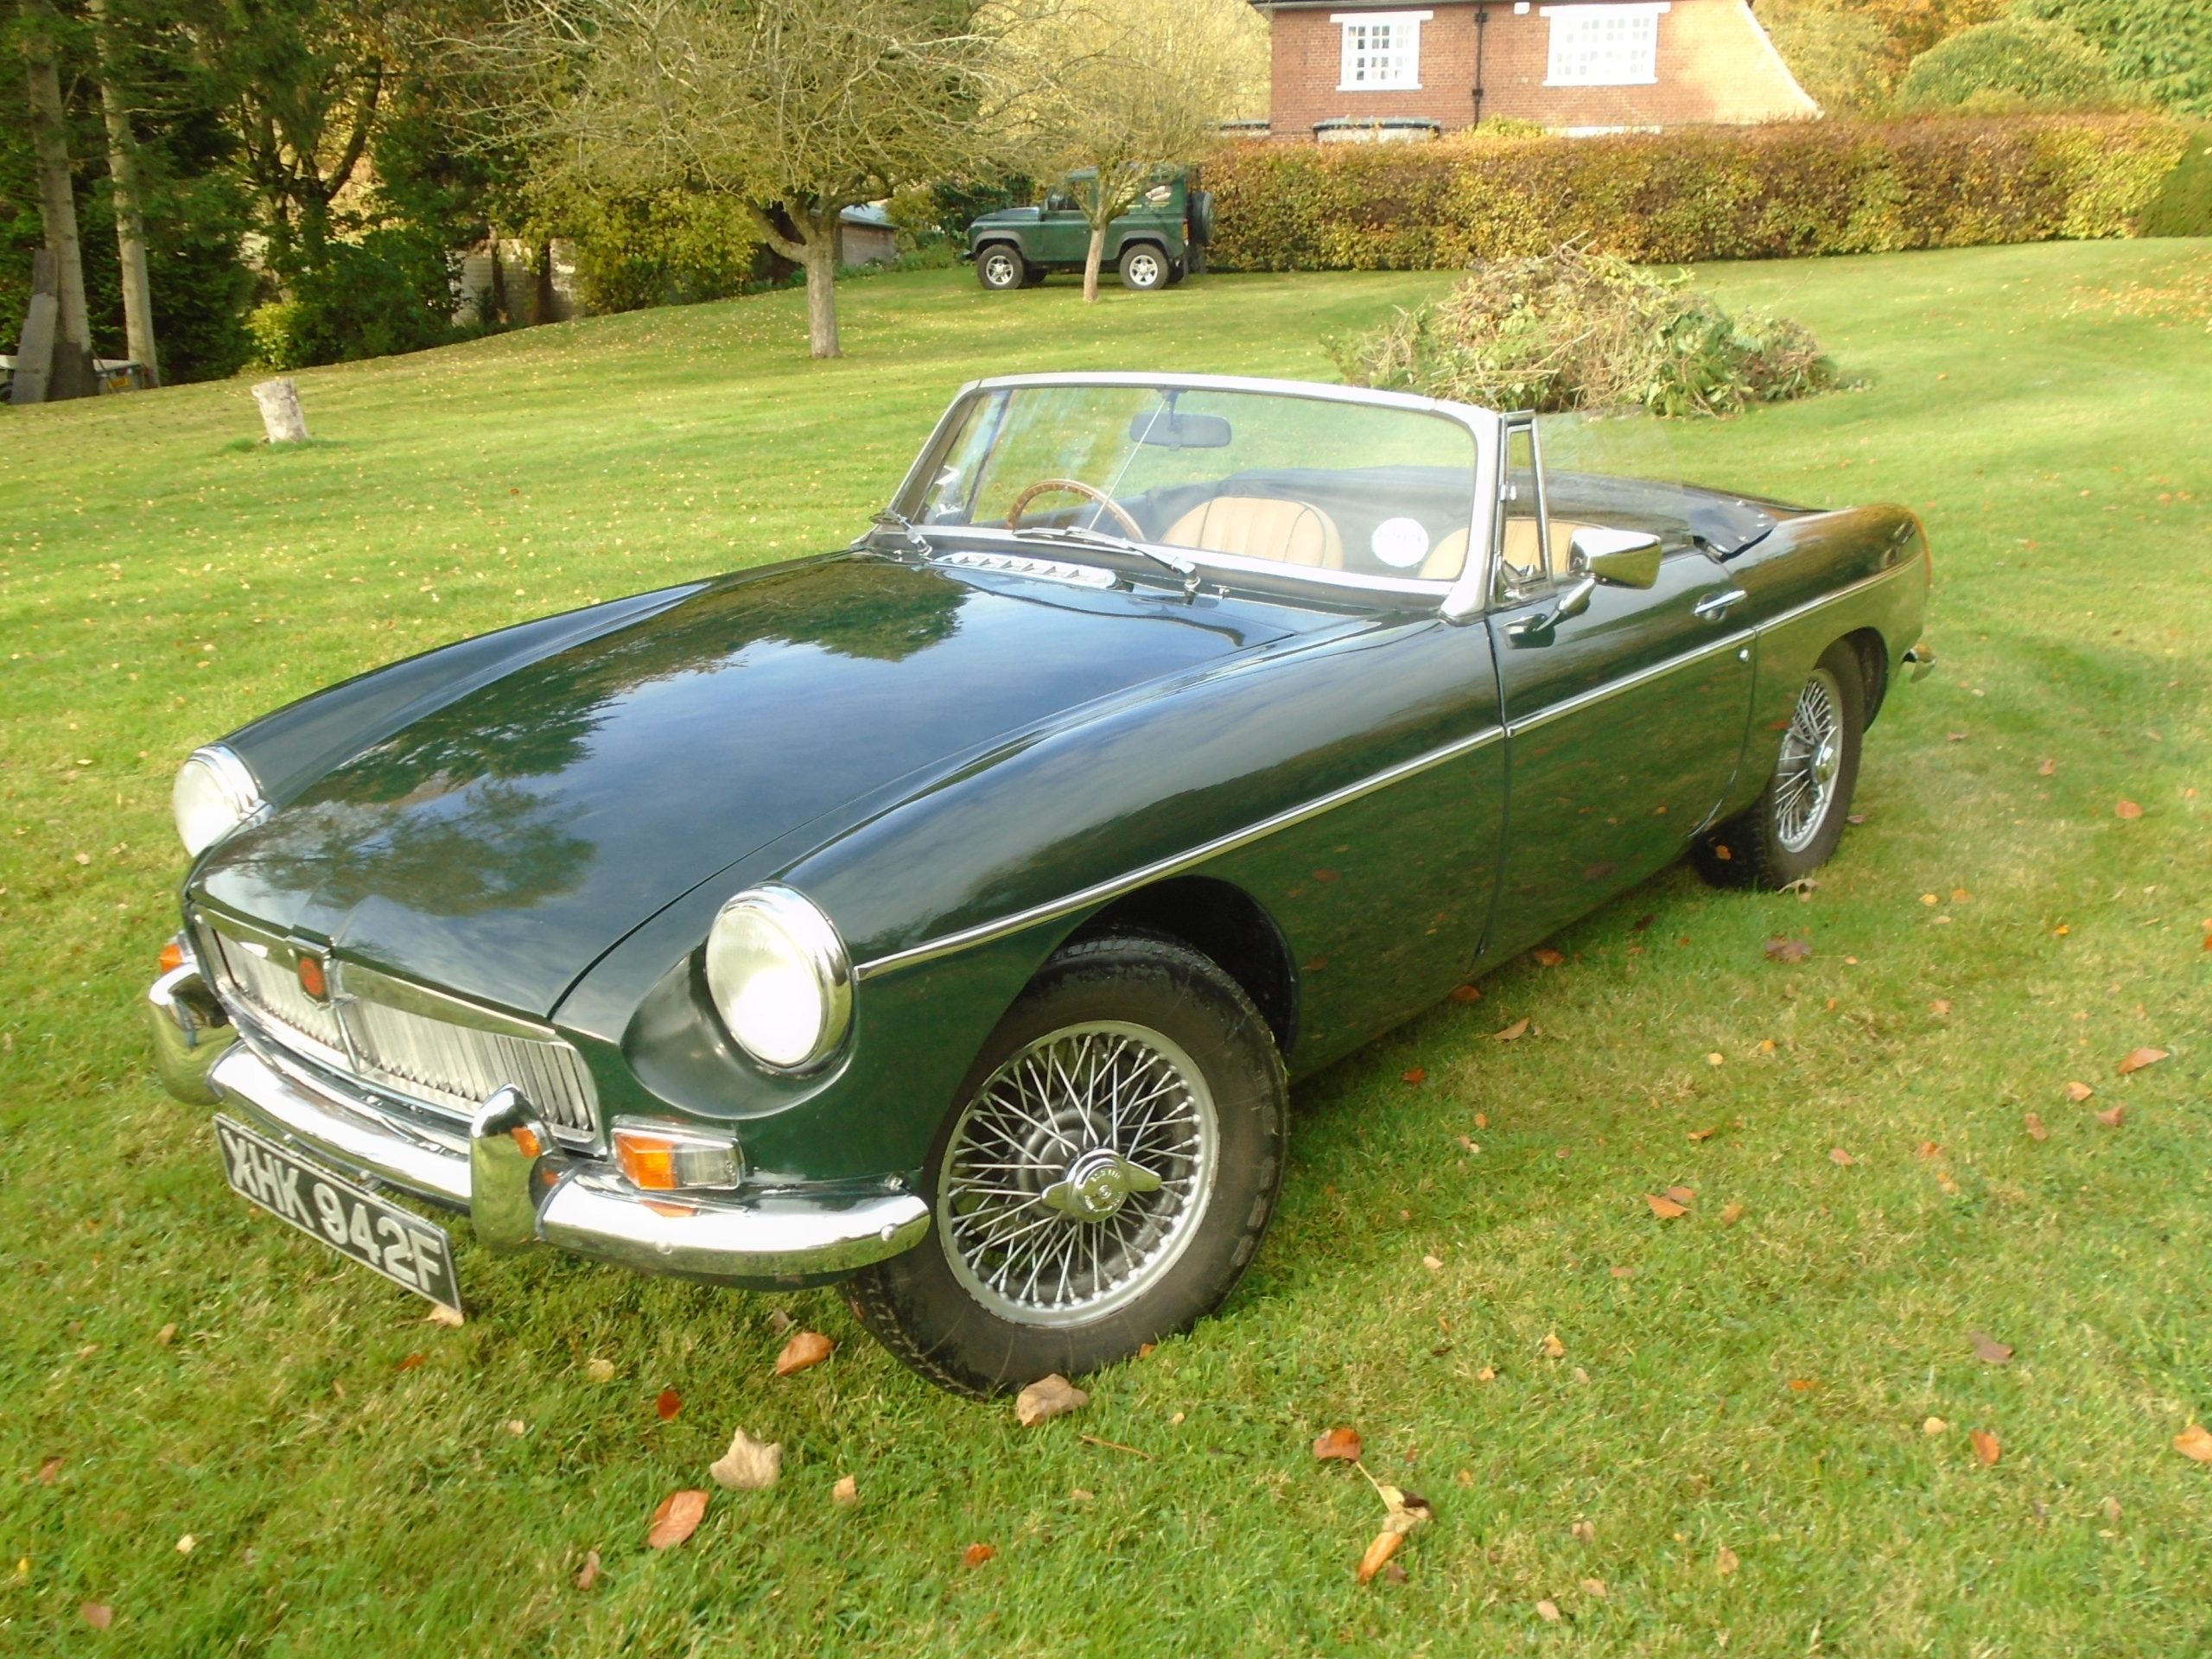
1187 189 1216 247
976 244 1026 291
1166 258 1186 287
1117 242 1170 292
847 933 1287 1396
1695 639 1866 889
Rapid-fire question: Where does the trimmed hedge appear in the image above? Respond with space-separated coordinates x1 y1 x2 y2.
1206 116 2190 271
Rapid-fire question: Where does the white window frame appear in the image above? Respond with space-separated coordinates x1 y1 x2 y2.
1541 3 1669 87
1333 10 1432 92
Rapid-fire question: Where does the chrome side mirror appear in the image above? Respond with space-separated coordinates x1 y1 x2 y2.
1570 526 1662 589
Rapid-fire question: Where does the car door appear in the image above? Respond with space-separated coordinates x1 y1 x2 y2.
1039 188 1091 264
1484 416 1755 953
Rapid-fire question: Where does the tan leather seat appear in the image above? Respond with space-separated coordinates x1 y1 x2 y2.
1164 497 1344 569
1422 529 1470 581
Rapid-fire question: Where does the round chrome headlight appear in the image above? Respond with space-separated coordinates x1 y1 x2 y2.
173 746 264 857
703 887 852 1071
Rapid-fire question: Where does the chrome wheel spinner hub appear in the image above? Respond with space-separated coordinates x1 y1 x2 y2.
1041 1147 1162 1222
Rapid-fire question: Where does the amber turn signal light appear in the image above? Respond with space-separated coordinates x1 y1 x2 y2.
158 938 187 976
612 1124 741 1192
296 954 328 1001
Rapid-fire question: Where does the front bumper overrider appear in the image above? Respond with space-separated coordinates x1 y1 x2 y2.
146 958 931 1288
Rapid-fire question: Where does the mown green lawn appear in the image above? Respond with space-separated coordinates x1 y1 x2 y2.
2 242 2208 1657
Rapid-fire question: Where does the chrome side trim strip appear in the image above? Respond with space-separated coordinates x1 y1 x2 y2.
1506 630 1755 738
853 724 1506 979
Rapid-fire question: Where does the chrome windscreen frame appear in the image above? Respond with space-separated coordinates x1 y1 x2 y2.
883 372 1503 622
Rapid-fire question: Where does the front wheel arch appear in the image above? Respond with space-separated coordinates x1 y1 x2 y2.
1074 876 1299 1058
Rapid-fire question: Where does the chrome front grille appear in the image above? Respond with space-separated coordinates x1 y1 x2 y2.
344 997 601 1140
207 929 347 1056
200 918 601 1147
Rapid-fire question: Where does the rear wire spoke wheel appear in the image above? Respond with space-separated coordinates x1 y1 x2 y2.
847 933 1286 1396
1694 639 1867 890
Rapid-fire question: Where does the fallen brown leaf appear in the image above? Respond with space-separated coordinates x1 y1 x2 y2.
2037 758 2056 776
1688 1126 1718 1142
1645 1193 1688 1220
1580 1577 1607 1599
1829 1147 1856 1166
775 1330 835 1376
2096 1103 2126 1128
1449 983 1483 1002
1015 1374 1088 1427
156 1323 176 1346
585 1357 615 1382
2114 800 2143 820
656 1388 681 1421
2175 1425 2212 1465
963 1543 995 1569
1930 998 1952 1015
646 1489 709 1549
708 1427 781 1491
1541 1332 1566 1358
1916 1141 1942 1160
1923 1416 1948 1436
1764 936 1815 963
424 1303 464 1328
1666 1184 1694 1205
1494 1018 1529 1042
2117 1046 2169 1076
1401 1067 1427 1085
395 1352 425 1373
1473 1112 1489 1128
1572 1520 1596 1543
39 1456 63 1484
1475 1366 1497 1382
831 1475 859 1507
2064 1080 2094 1103
1313 1426 1363 1463
1719 1202 1745 1225
2024 1113 2049 1141
1971 1429 2001 1467
1357 1530 1404 1585
1532 947 1566 967
1969 1332 2014 1365
81 1603 113 1630
1535 1598 1562 1623
1716 1545 1740 1575
1422 1252 1443 1271
574 1549 601 1591
1788 1377 1817 1392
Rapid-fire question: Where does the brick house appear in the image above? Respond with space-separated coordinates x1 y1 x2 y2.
1251 0 1816 140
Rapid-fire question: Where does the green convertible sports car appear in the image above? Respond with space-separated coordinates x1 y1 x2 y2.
149 372 1933 1394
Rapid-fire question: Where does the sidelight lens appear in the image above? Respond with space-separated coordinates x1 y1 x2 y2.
173 746 264 857
703 887 852 1071
613 1123 741 1192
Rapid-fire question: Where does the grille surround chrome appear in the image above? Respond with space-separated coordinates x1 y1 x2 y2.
196 911 601 1148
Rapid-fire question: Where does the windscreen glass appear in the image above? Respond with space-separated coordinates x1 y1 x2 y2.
914 385 1480 582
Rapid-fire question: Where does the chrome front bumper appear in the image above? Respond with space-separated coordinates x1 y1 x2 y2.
148 965 931 1288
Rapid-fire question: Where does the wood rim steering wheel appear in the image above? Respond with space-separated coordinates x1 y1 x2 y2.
1005 478 1147 542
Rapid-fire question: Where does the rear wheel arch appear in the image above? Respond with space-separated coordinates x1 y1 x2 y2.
1841 626 1890 727
1071 876 1299 1059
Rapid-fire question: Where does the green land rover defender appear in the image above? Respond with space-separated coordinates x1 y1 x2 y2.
965 168 1215 293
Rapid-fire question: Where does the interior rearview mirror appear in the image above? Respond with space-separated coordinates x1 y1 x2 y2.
1570 526 1662 589
1129 410 1232 449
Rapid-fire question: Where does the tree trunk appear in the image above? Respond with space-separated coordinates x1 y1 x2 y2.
89 0 158 387
22 0 94 399
801 216 841 359
1083 225 1107 305
251 376 310 442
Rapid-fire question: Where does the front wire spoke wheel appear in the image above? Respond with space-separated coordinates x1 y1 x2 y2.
938 1021 1218 1327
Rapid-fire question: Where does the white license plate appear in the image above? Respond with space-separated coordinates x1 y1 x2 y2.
214 1116 464 1311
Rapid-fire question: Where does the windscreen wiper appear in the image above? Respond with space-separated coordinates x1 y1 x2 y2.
1012 522 1200 596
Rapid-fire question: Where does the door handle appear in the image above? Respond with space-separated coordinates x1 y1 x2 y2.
1694 588 1747 621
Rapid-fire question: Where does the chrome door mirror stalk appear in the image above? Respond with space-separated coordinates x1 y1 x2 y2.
1569 527 1662 589
1506 575 1597 647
